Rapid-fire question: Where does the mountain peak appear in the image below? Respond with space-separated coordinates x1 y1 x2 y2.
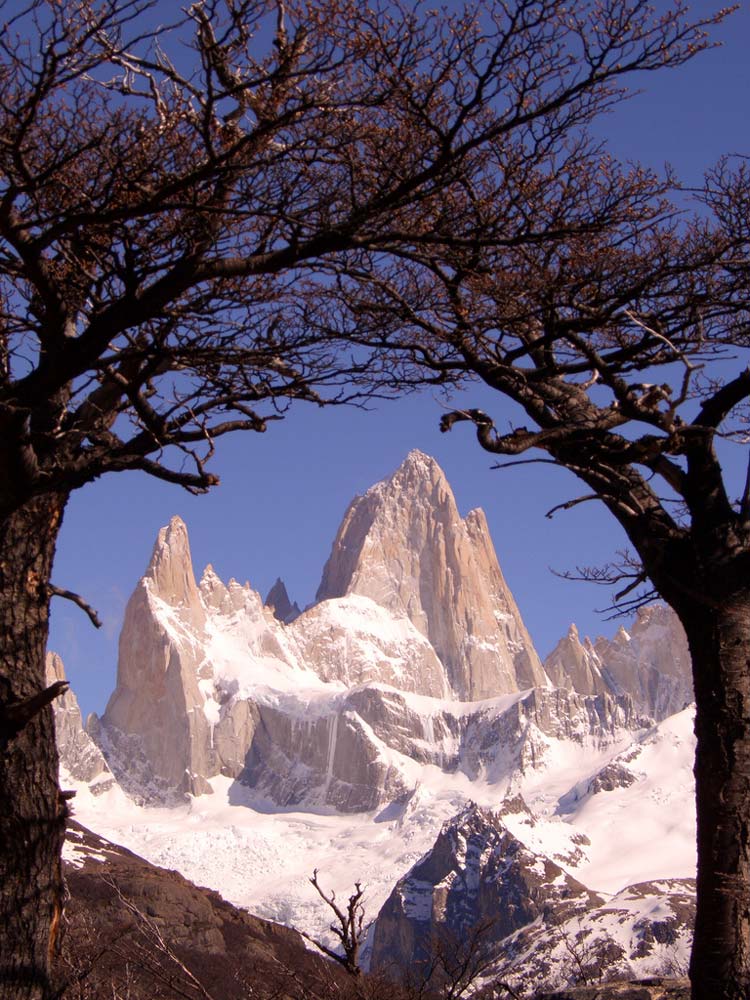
145 516 204 621
265 577 301 624
386 448 449 495
316 452 546 699
395 448 443 477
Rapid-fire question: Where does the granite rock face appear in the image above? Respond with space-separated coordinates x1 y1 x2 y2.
99 516 215 797
370 803 600 978
46 652 115 794
316 450 548 699
370 805 695 994
545 606 693 721
86 452 685 810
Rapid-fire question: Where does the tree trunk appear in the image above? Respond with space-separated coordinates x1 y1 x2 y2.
0 492 69 1000
686 595 750 1000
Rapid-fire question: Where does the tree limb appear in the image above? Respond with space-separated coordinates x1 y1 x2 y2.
46 584 102 629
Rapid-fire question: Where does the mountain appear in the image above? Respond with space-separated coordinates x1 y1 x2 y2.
48 450 698 990
46 652 115 795
370 805 694 994
90 450 688 808
544 608 693 721
264 577 301 624
316 450 548 699
370 803 601 978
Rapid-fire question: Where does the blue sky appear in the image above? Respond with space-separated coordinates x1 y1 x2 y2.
49 1 750 719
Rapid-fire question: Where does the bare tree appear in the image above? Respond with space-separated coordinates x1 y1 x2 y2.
0 1 723 996
319 118 750 1000
414 920 517 1000
302 869 369 977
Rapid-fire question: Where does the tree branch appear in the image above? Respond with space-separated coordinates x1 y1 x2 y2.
47 584 102 629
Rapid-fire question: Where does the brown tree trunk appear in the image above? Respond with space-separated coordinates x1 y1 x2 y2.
685 595 750 1000
0 492 69 1000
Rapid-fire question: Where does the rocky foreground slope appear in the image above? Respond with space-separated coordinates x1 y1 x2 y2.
53 451 697 992
58 821 346 1000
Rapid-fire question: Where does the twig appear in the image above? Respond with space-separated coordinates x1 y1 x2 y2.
545 494 600 519
623 308 700 409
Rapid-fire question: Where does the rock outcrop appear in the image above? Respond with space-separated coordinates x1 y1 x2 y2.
59 821 347 1000
370 805 695 994
46 652 115 793
370 803 600 978
99 516 215 797
545 607 693 721
316 450 548 699
264 577 301 623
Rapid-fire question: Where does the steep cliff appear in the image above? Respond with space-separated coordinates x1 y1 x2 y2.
46 652 115 794
89 452 685 810
316 450 547 699
545 606 693 720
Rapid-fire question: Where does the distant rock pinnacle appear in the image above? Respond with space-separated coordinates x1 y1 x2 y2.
145 515 205 625
265 578 301 624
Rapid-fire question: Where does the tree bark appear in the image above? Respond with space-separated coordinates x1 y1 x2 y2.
686 594 750 1000
0 492 69 1000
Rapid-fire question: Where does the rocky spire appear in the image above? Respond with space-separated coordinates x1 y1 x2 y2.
144 515 205 626
46 653 114 790
101 516 213 798
544 606 694 720
315 450 547 699
265 577 301 624
544 623 609 698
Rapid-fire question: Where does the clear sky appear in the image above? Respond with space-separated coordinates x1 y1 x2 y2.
48 1 750 720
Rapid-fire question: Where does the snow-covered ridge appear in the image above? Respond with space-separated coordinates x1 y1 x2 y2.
59 706 696 975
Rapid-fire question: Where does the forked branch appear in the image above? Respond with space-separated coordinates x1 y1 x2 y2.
302 869 369 977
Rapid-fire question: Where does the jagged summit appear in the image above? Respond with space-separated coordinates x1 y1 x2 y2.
145 514 203 620
383 447 446 488
89 453 693 809
316 451 547 699
265 577 301 624
544 604 693 720
370 798 601 979
46 653 114 793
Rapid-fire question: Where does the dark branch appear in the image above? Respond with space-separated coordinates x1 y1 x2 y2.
46 584 102 629
0 680 69 743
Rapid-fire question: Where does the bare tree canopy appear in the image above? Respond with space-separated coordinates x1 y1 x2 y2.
314 105 750 1000
0 1 730 998
0 0 725 507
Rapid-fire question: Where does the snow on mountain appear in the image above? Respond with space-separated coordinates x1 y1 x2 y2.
48 450 698 983
90 451 687 809
370 803 601 977
57 692 696 970
369 804 694 992
544 607 693 721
